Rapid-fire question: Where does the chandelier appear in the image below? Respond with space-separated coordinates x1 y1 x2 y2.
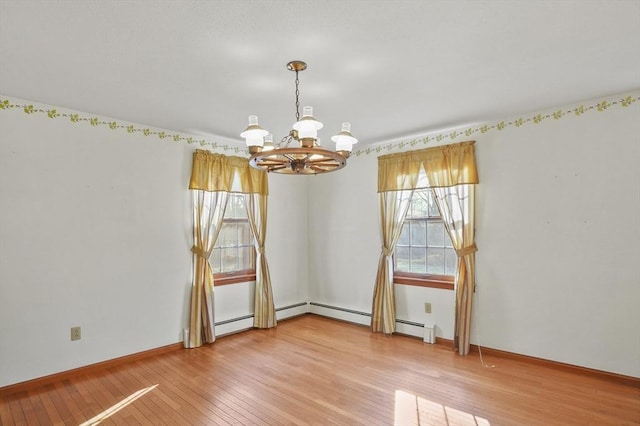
241 60 357 174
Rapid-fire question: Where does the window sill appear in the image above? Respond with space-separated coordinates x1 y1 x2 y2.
214 271 256 286
394 274 454 290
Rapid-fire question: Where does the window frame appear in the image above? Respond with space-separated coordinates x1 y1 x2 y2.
211 195 256 286
393 189 455 290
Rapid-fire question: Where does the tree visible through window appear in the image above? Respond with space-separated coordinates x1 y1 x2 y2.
210 194 255 284
394 189 455 288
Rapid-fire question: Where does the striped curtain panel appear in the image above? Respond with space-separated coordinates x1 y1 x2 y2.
371 189 413 333
188 190 228 347
432 184 477 355
244 192 277 328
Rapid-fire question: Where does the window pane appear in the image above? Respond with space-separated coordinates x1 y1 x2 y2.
410 247 426 273
221 247 237 273
211 248 222 274
411 194 428 218
217 223 236 247
231 195 241 218
395 246 410 272
427 247 444 274
226 196 236 219
410 221 426 246
428 192 440 217
238 222 252 246
427 221 445 247
225 194 246 219
238 246 252 270
398 222 410 246
224 199 232 219
445 248 457 276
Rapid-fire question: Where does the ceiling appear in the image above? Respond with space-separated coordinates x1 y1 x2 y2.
1 0 639 149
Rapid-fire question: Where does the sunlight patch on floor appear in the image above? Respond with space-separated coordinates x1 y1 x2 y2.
394 390 490 426
79 384 158 425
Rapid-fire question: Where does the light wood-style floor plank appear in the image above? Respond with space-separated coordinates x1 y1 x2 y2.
1 314 638 425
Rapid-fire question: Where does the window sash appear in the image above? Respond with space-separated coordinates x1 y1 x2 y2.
393 189 455 289
209 194 256 285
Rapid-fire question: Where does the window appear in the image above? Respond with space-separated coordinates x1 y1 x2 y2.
210 194 256 285
394 189 455 289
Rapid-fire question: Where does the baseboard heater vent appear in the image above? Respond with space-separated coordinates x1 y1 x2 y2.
215 302 309 326
396 319 424 327
309 302 371 317
309 302 424 328
276 302 308 312
215 314 254 326
217 303 424 330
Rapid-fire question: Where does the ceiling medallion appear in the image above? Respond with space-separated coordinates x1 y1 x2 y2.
240 60 357 175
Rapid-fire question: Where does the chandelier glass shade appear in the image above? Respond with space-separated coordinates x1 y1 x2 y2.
241 61 357 175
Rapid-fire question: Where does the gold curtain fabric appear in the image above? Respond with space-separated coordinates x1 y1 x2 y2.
190 150 268 195
244 193 277 329
187 150 273 348
378 141 478 192
189 190 228 348
432 185 477 355
373 141 478 354
371 190 413 333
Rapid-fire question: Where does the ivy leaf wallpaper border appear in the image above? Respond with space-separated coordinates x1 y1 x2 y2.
1 93 638 158
351 93 639 157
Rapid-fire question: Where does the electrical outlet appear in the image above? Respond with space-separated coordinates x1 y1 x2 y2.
71 326 81 341
424 303 432 314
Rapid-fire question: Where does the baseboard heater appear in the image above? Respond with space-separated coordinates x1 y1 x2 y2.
214 302 308 326
308 302 422 328
215 302 423 330
309 302 371 318
215 314 254 327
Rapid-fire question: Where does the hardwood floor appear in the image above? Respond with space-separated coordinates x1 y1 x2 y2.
1 314 638 425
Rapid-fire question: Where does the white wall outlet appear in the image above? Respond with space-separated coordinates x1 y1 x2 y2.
71 326 81 341
424 303 432 314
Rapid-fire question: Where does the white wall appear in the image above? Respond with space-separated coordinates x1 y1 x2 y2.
265 173 309 309
307 91 640 377
473 95 640 377
2 91 638 386
0 98 309 387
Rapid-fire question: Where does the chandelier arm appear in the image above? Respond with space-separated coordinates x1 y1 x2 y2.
311 165 336 173
316 162 340 169
258 158 288 163
306 158 344 164
258 160 288 166
268 165 289 172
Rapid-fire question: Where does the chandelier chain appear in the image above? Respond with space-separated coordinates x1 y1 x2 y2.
295 70 300 122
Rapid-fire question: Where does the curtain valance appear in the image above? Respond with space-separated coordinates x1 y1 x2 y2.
189 150 268 195
377 141 479 192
